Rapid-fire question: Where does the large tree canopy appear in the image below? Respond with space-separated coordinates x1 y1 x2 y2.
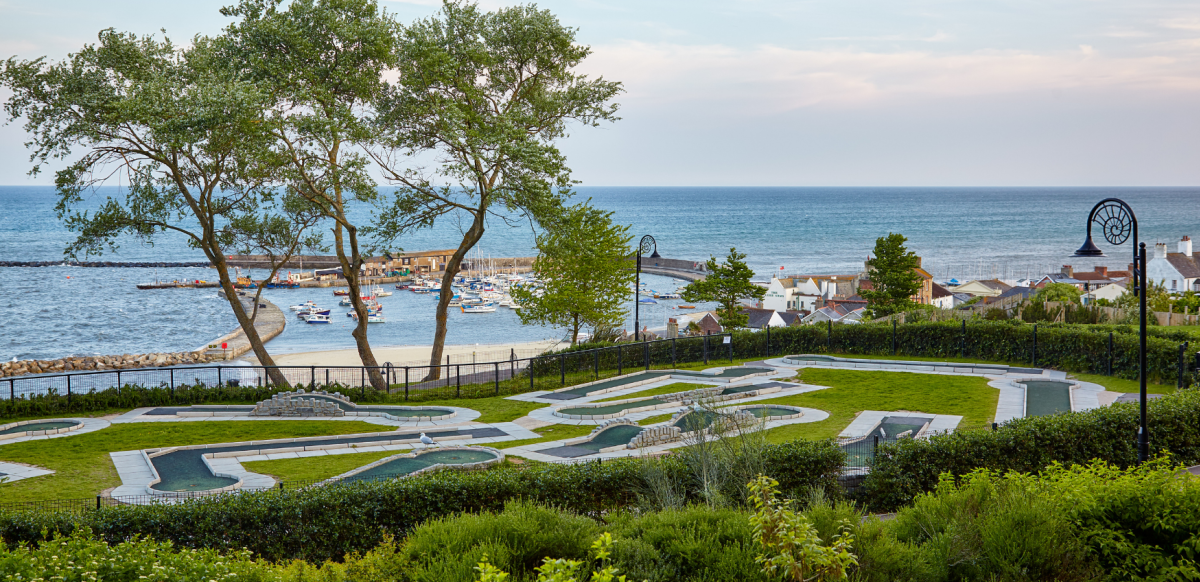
681 248 764 331
512 203 632 345
0 29 318 384
371 0 622 378
861 233 923 319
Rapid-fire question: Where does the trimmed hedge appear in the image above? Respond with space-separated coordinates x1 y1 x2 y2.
0 439 844 563
860 389 1200 511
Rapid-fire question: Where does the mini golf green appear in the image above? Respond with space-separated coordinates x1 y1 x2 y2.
583 424 644 450
339 449 499 483
559 398 666 416
1022 380 1072 416
0 421 78 435
548 367 773 398
673 410 721 431
740 406 799 418
839 415 930 467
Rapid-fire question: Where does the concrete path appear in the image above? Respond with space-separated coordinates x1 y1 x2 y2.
0 461 53 483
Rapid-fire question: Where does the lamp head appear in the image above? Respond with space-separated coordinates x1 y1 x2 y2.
1073 236 1106 258
650 250 661 259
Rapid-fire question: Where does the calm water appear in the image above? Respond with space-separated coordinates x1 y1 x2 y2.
2 186 1198 360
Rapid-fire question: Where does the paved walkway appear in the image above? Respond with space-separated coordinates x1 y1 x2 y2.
0 460 54 483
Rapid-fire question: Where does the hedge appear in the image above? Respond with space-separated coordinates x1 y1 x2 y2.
0 439 844 563
859 388 1200 511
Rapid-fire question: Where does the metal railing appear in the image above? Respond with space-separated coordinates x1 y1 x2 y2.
1 333 736 408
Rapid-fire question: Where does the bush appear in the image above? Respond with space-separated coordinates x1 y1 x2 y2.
0 527 275 581
860 389 1200 511
0 441 844 563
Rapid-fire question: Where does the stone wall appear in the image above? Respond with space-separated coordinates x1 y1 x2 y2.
1 351 219 378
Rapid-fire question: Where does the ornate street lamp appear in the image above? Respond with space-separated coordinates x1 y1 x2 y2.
634 235 660 341
1072 198 1149 462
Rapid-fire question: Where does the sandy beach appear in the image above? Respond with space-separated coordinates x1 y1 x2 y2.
248 339 568 367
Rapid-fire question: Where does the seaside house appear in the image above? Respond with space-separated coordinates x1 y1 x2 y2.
1083 282 1127 305
801 304 864 324
740 307 787 329
666 311 723 338
1147 237 1200 294
931 282 955 309
950 279 1011 297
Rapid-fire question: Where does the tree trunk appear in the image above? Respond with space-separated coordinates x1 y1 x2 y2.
426 210 487 380
208 253 290 388
571 312 580 346
335 221 387 390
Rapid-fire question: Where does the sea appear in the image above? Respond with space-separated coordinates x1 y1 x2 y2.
2 186 1198 361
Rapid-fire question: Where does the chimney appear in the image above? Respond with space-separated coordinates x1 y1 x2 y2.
1181 236 1193 258
1155 243 1168 260
1095 266 1108 277
1060 265 1074 277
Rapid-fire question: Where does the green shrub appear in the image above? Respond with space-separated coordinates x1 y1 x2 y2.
0 527 276 581
607 505 766 582
0 441 843 563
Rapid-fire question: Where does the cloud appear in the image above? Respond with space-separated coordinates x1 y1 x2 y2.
581 40 1200 114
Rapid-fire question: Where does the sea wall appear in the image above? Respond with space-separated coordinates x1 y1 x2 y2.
1 350 221 378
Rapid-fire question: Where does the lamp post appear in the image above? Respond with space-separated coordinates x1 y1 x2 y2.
634 235 660 341
1072 198 1148 462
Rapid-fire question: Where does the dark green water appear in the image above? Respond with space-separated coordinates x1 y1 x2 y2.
559 398 665 416
342 449 499 482
1023 380 1072 416
0 421 77 435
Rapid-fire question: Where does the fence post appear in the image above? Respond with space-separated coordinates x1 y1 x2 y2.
456 364 461 397
530 357 535 391
1108 332 1114 376
594 351 599 380
644 340 650 371
404 367 410 401
892 318 897 355
961 320 966 359
96 495 101 510
495 362 500 395
1179 342 1189 389
116 370 121 391
729 334 733 363
67 374 72 407
1032 324 1038 367
992 422 998 431
671 337 677 367
618 344 623 375
325 369 329 387
873 435 879 457
169 369 174 397
704 334 709 364
310 366 315 389
766 325 771 358
560 354 565 385
9 379 13 402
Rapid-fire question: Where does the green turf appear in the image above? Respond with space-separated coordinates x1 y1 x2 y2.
637 413 675 426
592 382 715 402
495 423 595 450
241 450 404 484
390 395 547 423
0 421 387 503
1067 372 1176 395
755 368 1000 443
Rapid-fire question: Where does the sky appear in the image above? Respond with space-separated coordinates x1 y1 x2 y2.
1 0 1198 186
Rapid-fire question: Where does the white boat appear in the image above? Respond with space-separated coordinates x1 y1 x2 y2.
461 303 496 313
305 314 331 324
367 314 386 323
371 283 392 297
653 292 681 300
289 300 317 311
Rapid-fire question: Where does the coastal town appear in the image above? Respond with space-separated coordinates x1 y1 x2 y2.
1 0 1199 579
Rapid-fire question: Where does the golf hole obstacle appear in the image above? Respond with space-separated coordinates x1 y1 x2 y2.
552 383 785 420
320 446 504 485
0 419 84 441
145 388 457 422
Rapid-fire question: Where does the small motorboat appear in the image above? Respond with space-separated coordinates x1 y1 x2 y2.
298 308 330 320
638 297 658 304
305 313 332 324
461 303 496 313
679 305 696 309
333 289 349 296
289 300 317 311
653 292 681 300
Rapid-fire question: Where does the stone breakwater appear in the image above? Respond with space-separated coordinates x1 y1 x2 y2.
0 351 221 378
0 261 212 268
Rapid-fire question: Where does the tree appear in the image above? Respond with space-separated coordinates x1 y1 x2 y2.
681 248 764 331
0 30 315 387
371 0 622 378
861 233 923 319
1033 282 1082 304
218 0 399 388
511 203 633 345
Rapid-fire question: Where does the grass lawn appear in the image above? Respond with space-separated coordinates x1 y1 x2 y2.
756 368 1000 443
0 421 386 503
397 395 548 423
638 413 674 426
1068 372 1176 395
592 382 715 402
241 450 406 484
495 423 595 450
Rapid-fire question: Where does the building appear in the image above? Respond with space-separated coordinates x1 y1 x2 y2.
1082 282 1127 305
951 279 1012 297
741 307 787 329
931 282 955 309
666 311 723 338
1147 237 1200 294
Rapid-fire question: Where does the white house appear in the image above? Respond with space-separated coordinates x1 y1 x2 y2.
1146 237 1200 294
1082 282 1127 305
762 277 822 312
931 283 955 309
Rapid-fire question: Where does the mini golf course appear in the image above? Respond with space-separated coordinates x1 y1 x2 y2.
330 447 503 484
0 419 83 440
1021 379 1073 416
540 367 775 400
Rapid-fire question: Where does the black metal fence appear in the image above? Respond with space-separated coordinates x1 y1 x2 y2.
0 333 737 410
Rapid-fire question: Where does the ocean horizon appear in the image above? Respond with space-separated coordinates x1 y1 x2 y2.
3 185 1198 361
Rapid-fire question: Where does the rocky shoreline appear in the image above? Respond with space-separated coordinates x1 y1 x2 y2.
1 350 222 378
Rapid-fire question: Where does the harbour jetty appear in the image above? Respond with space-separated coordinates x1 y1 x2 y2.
0 260 211 268
198 298 287 361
